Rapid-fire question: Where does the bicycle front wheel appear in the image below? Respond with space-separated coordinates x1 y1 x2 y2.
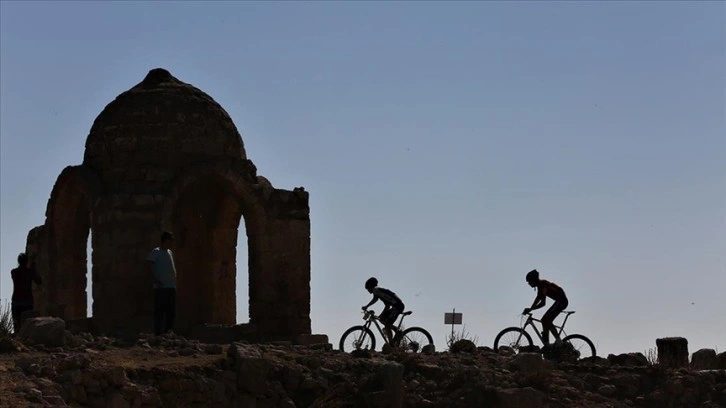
493 327 533 353
562 334 596 359
396 327 435 353
339 326 376 352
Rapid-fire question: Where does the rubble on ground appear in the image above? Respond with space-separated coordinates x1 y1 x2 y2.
1 331 725 408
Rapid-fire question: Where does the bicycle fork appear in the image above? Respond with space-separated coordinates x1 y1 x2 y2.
354 323 372 349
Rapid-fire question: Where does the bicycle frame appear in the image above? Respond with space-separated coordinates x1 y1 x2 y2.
359 310 407 344
521 311 575 344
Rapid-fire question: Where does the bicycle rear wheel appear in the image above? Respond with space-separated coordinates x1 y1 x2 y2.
493 327 533 353
339 326 376 352
396 327 435 353
562 334 596 359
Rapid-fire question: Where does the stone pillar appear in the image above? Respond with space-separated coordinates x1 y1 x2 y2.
249 188 310 340
656 337 688 368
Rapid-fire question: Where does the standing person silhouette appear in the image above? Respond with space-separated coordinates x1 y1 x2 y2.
146 231 177 335
11 252 42 332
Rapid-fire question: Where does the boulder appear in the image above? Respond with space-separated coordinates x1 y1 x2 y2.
542 342 579 363
691 348 717 370
716 351 726 369
450 339 477 353
17 317 66 347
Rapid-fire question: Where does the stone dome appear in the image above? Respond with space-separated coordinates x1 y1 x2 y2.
83 68 246 171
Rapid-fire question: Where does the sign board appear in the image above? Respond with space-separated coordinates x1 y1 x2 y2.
444 312 462 325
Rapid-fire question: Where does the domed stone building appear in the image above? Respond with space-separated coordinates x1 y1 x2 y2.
24 68 311 341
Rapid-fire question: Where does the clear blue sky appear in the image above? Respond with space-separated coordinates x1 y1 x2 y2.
1 1 724 356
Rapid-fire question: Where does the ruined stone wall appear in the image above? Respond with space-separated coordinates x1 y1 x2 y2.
23 69 312 340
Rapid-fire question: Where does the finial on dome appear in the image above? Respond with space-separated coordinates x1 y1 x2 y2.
141 68 176 88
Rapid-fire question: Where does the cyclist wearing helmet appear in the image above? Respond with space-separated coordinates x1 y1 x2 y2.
523 269 569 344
362 277 405 343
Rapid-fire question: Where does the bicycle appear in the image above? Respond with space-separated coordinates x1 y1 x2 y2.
493 310 596 359
339 309 435 353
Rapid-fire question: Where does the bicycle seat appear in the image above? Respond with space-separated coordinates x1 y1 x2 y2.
562 310 576 315
403 311 413 316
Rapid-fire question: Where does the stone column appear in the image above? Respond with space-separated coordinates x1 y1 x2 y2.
656 337 689 368
249 188 311 340
250 218 310 340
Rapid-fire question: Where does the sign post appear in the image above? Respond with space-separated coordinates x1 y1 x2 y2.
444 308 463 339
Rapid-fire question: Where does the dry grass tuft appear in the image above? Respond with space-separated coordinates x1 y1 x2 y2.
446 325 479 351
0 300 13 337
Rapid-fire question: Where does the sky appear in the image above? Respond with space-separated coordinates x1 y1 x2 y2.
1 1 724 356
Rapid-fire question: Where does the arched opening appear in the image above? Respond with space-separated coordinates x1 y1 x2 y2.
237 216 249 323
171 177 246 332
49 187 92 320
86 231 93 318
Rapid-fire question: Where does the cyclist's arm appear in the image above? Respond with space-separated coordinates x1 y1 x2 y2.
529 299 546 311
529 288 547 310
362 296 379 309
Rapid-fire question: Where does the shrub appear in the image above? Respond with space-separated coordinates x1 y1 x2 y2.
645 347 658 366
0 299 13 337
447 325 479 352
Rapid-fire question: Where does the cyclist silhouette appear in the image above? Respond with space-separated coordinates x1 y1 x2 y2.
522 269 569 345
362 277 404 343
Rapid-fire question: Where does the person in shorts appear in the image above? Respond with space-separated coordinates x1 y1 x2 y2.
523 269 569 344
362 277 405 343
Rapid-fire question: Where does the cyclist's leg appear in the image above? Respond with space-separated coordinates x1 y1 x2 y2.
388 303 404 340
379 306 394 342
543 298 568 343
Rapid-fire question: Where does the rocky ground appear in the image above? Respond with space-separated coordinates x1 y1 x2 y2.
1 321 725 408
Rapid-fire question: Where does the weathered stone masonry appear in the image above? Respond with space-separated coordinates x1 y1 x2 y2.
24 68 311 340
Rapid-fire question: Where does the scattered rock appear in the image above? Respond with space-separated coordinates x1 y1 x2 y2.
598 384 617 396
497 386 544 408
2 334 724 408
607 352 649 367
350 348 372 359
498 346 515 356
204 344 223 354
